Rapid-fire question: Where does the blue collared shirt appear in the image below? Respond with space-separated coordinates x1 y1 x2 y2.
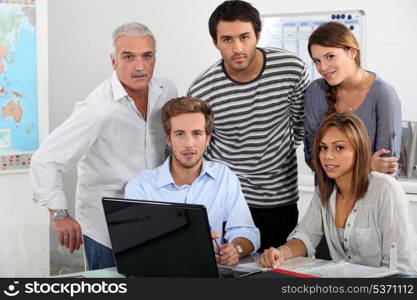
125 158 260 252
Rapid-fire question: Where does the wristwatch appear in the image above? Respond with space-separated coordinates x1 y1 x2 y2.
232 241 244 257
52 209 69 220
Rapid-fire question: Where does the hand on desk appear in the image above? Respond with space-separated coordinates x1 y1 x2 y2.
216 243 240 266
52 216 83 253
210 231 240 266
257 247 286 268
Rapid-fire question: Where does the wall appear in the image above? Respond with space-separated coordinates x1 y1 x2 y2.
0 0 49 277
47 0 417 111
44 0 417 270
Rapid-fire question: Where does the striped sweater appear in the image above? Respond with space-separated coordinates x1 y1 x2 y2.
188 47 309 208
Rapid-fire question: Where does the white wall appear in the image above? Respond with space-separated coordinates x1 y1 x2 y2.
43 0 417 270
47 0 417 184
0 174 49 277
47 0 417 113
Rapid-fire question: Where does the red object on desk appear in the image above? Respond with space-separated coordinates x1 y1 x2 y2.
271 268 319 278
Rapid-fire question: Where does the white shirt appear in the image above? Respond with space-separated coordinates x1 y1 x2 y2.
289 172 417 275
30 72 177 247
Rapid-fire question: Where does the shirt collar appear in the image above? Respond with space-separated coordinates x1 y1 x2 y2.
156 158 175 188
200 159 217 180
111 72 164 117
156 157 216 189
147 77 163 115
110 72 128 102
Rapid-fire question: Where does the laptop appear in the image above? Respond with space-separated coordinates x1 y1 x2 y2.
102 197 261 278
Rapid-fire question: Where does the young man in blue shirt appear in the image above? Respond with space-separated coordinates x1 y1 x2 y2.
125 96 260 266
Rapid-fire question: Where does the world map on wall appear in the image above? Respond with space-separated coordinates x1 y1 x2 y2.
0 1 38 153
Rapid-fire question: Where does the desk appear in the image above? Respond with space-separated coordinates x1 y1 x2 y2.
239 257 400 278
56 255 400 278
56 254 261 278
56 267 124 278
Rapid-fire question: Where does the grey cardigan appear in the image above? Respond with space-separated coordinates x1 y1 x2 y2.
304 72 402 164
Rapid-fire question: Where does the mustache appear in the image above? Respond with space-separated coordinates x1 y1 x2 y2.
131 71 148 77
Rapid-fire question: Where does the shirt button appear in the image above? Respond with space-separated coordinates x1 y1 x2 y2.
353 209 357 213
347 223 351 227
344 238 347 242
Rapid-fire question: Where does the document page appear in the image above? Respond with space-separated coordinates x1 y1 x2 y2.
238 257 325 272
293 261 399 278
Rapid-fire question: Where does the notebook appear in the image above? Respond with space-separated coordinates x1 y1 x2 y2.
102 197 261 278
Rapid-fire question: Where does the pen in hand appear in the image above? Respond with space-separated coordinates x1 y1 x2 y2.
213 236 221 255
210 227 221 255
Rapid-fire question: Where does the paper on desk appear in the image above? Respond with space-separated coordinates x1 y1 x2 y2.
292 261 399 278
239 257 399 277
278 257 325 270
238 256 324 272
237 262 270 271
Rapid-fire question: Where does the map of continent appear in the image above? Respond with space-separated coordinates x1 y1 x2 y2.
0 1 38 153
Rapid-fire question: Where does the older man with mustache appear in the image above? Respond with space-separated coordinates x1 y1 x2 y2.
30 22 177 270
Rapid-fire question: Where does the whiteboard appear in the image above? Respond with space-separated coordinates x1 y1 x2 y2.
258 10 366 81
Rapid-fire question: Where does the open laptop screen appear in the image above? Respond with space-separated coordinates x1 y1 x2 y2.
102 197 219 277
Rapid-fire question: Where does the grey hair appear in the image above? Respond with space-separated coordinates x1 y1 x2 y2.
110 22 156 54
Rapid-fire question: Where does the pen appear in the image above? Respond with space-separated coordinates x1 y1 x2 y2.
210 226 221 255
213 238 221 255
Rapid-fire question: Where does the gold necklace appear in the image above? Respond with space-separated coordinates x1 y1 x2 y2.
337 69 365 112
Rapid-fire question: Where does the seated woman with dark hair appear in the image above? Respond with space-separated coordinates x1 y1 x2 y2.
258 112 417 275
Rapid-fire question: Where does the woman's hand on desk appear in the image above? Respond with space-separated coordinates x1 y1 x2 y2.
257 247 286 268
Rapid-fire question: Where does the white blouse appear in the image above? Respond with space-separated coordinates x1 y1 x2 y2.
289 172 417 275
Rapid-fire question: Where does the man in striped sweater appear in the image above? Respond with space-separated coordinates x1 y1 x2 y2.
188 0 310 251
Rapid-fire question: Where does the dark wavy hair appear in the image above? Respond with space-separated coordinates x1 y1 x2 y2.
208 0 261 41
313 112 371 205
308 22 361 115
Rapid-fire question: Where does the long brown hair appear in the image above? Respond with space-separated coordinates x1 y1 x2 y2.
313 112 371 205
308 22 361 115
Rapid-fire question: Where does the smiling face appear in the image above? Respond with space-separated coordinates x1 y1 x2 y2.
310 44 357 86
166 113 211 171
214 20 259 75
111 35 155 96
319 126 356 185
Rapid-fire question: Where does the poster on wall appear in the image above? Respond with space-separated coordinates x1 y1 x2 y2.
0 0 38 172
